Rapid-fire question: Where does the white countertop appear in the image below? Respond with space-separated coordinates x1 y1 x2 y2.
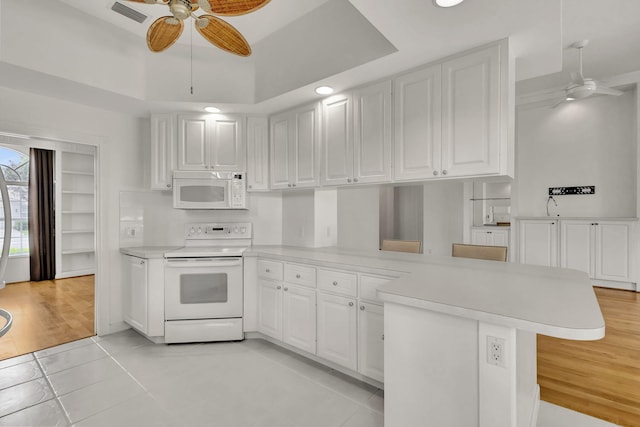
119 246 182 259
246 245 605 341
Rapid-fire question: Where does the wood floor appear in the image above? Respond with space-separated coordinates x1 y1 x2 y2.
0 275 95 361
538 286 640 426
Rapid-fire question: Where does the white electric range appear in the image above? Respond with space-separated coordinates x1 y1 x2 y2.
163 222 251 343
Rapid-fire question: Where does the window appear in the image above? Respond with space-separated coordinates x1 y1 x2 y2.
0 147 30 256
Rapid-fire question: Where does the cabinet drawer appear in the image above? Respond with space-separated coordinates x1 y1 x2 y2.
257 259 283 281
318 269 357 297
359 274 395 303
284 263 316 288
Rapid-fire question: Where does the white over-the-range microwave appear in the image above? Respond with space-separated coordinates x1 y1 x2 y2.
172 170 247 209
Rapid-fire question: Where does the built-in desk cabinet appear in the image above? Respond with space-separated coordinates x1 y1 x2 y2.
269 103 321 190
518 218 637 290
394 40 510 181
471 227 510 248
177 113 244 172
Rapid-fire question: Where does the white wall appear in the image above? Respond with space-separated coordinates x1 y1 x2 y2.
515 91 637 218
423 181 465 256
0 86 145 336
281 189 336 247
337 186 380 251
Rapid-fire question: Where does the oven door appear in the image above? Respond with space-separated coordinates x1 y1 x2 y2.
173 178 231 209
164 257 243 320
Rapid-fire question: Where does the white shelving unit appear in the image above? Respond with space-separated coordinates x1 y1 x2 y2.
56 150 96 279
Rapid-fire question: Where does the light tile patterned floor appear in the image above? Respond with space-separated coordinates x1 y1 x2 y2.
0 330 620 427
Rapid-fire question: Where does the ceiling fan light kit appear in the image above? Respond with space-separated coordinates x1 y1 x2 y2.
433 0 465 8
130 0 270 56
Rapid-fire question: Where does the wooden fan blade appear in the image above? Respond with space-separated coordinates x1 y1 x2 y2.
194 0 270 16
196 15 251 56
126 0 161 3
147 16 184 52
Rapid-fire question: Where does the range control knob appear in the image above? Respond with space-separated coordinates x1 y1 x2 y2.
240 227 246 234
234 227 239 233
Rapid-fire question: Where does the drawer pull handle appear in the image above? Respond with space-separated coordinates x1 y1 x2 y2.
332 281 338 286
276 285 281 290
348 302 354 307
360 305 365 311
296 274 301 279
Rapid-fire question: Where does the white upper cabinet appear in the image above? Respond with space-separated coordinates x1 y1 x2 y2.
150 114 176 190
394 64 442 180
246 117 269 191
269 103 321 189
353 80 392 184
441 45 501 177
177 114 244 172
394 40 511 181
321 93 353 186
518 219 559 267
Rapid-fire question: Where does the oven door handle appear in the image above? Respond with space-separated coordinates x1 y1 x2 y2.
165 258 242 268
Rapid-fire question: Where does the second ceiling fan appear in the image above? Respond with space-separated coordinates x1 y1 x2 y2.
126 0 270 56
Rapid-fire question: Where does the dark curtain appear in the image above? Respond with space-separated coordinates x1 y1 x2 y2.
28 148 56 281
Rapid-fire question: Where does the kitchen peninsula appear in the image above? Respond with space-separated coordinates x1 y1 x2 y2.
244 246 605 427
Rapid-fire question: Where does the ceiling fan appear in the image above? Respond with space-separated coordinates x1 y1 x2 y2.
552 40 623 107
125 0 270 56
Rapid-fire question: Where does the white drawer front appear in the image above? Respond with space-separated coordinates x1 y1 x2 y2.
258 259 283 281
284 263 316 288
359 274 395 303
318 269 358 297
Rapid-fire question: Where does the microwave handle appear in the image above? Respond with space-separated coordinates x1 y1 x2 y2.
165 258 242 268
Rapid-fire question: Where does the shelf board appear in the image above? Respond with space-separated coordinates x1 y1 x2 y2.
61 211 94 215
62 170 94 177
56 268 95 279
62 230 94 235
61 248 94 255
62 191 94 196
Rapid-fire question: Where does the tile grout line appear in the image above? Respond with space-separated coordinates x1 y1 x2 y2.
94 341 150 393
32 351 73 427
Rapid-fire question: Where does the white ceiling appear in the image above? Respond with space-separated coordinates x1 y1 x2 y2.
1 0 640 116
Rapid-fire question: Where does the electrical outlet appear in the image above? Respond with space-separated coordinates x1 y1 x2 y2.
487 336 506 368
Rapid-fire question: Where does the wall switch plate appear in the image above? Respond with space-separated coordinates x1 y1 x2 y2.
487 336 506 368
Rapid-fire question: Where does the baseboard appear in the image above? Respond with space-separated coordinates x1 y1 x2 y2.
592 280 636 292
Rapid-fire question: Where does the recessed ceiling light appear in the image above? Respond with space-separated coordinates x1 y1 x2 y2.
433 0 465 7
566 97 576 101
204 106 221 113
315 86 334 95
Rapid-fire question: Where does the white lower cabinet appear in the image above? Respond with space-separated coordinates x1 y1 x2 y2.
282 284 316 354
257 278 283 340
357 302 384 382
123 255 148 334
471 227 510 248
317 292 358 371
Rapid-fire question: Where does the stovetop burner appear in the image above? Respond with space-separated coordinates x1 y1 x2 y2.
164 222 252 259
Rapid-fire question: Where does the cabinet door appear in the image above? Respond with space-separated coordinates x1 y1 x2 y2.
471 229 489 246
293 103 321 188
322 94 353 186
269 113 291 189
518 220 558 267
594 222 633 282
317 292 357 371
353 81 392 184
246 117 269 191
122 255 148 334
492 229 510 248
177 114 210 170
441 45 501 177
257 279 282 340
282 285 316 354
560 220 594 276
357 302 384 382
394 64 442 180
150 114 176 190
211 116 244 171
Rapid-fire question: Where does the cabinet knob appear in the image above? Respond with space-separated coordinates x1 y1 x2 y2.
353 178 358 183
266 268 270 273
381 334 385 341
332 281 338 286
276 285 281 290
292 183 297 187
296 274 301 279
166 184 171 188
288 184 292 188
248 185 252 189
360 305 365 311
347 178 352 183
284 287 288 291
139 260 145 265
442 170 448 175
348 302 354 307
487 231 492 234
433 171 439 176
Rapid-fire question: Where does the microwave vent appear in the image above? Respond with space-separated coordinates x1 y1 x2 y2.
111 2 148 24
